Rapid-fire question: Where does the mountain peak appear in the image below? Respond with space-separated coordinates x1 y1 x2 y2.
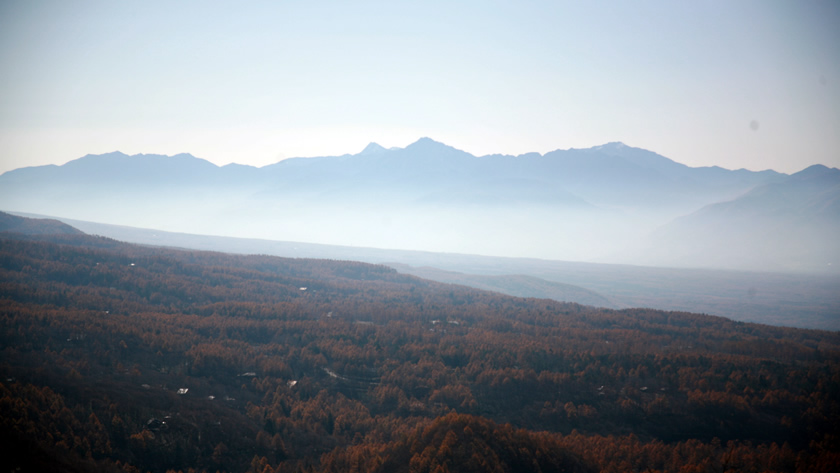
170 152 199 160
408 137 445 148
790 164 840 182
404 137 463 155
358 142 387 155
592 142 629 151
79 151 129 160
793 164 831 176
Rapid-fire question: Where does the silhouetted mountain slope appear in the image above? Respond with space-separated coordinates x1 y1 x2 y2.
621 164 840 272
0 211 83 235
6 151 224 189
533 142 784 211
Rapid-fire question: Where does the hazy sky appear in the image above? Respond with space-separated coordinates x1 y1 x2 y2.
1 0 838 175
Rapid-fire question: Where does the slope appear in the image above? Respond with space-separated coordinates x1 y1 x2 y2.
0 211 84 235
621 164 840 272
15 212 840 330
387 263 616 308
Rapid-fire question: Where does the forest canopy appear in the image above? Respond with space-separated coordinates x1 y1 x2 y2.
1 231 839 472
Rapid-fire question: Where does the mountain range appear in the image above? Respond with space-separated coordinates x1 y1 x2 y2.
617 165 840 271
1 138 837 272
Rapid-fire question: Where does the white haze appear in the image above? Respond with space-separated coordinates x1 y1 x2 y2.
1 140 835 273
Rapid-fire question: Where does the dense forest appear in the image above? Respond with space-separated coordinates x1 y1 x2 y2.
1 230 839 472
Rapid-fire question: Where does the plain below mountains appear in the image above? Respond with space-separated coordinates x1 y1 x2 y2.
1 138 836 272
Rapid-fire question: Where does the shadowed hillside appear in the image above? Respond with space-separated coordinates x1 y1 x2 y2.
0 211 83 235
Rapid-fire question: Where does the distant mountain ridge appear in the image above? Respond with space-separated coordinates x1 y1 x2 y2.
3 138 781 206
616 164 840 272
1 138 835 272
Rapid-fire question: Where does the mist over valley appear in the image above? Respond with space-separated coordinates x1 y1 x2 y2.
3 138 834 274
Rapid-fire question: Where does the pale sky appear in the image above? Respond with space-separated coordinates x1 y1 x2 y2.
1 0 838 175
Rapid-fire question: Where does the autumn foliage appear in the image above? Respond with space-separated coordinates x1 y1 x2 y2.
1 232 839 472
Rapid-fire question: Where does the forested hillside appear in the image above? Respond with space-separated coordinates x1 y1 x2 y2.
1 232 839 472
45 213 840 330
